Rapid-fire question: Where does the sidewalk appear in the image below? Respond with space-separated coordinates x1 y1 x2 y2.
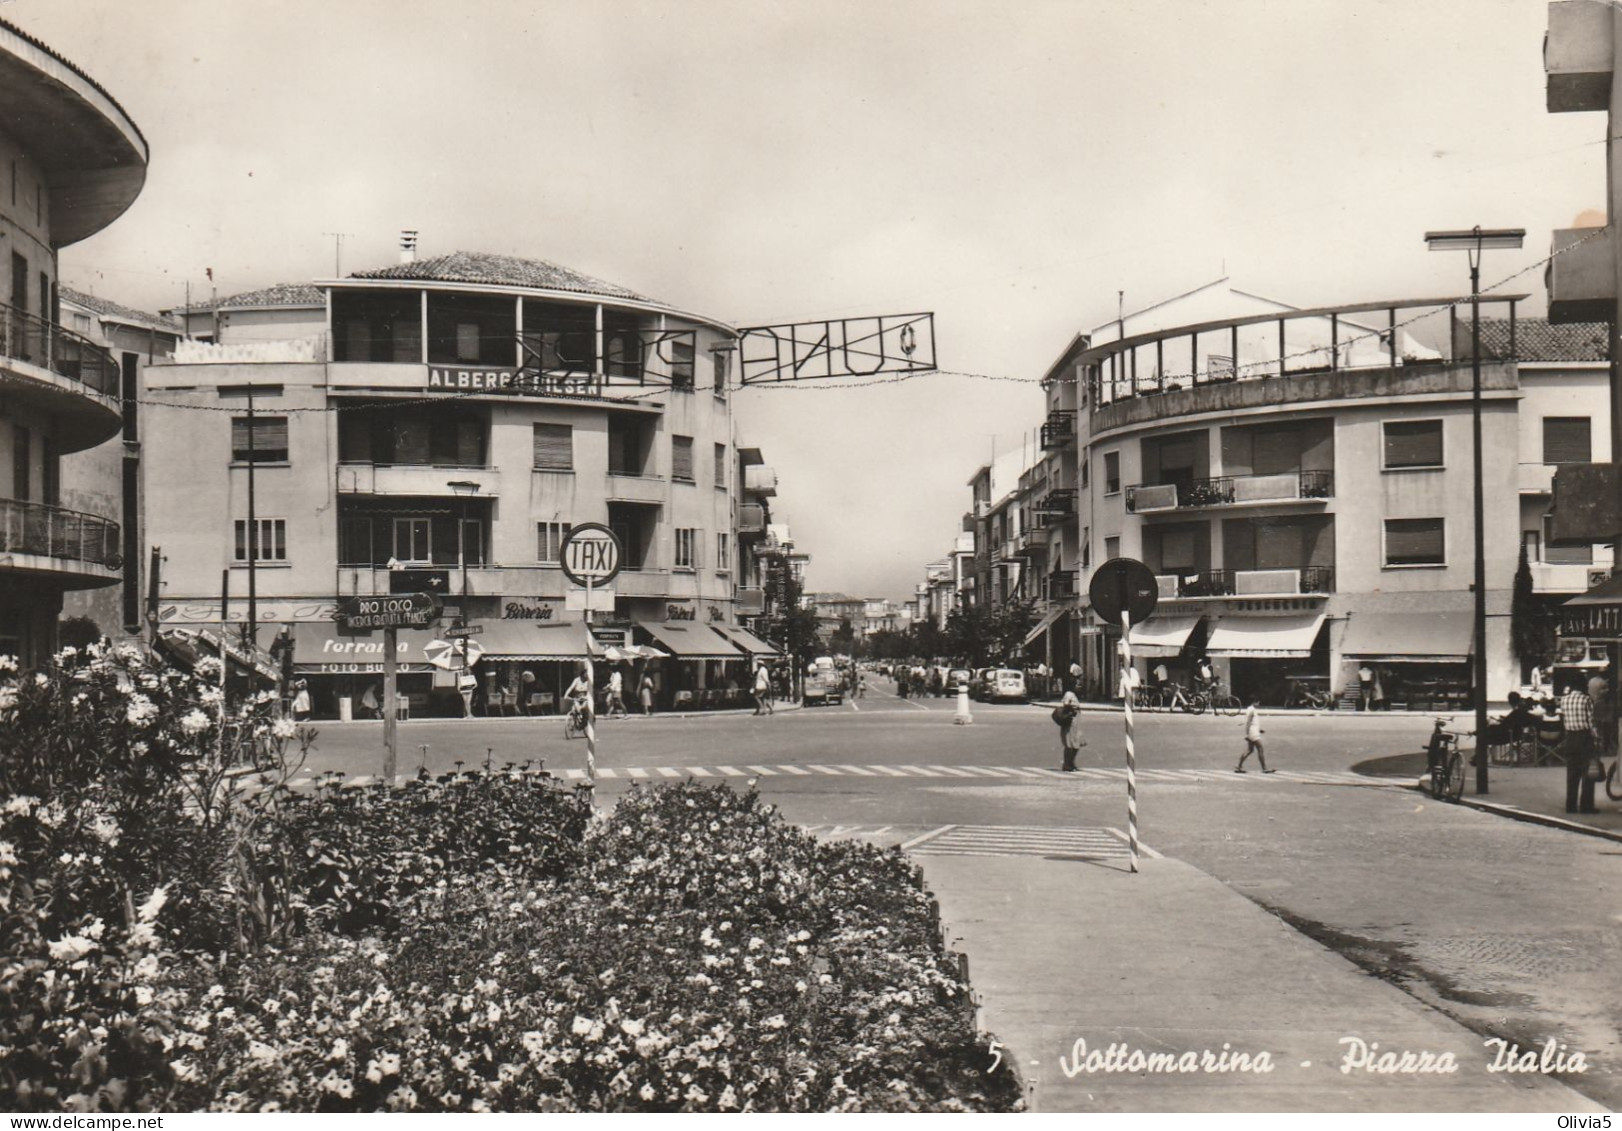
1419 760 1622 843
920 853 1603 1112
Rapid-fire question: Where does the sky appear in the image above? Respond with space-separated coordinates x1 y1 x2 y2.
14 0 1607 602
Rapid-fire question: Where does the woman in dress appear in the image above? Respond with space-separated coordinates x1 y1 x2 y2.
1057 689 1086 772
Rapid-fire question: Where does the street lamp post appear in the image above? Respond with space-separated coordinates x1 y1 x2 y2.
447 480 481 710
1424 226 1525 796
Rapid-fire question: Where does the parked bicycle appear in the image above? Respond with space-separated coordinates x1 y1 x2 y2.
1287 683 1336 711
1424 718 1469 803
1205 680 1243 717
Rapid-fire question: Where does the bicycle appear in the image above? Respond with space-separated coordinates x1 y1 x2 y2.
563 699 590 741
1288 684 1335 711
1425 721 1469 803
1206 681 1243 717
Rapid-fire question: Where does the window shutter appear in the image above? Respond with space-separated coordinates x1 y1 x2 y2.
672 436 694 480
533 423 573 470
1543 417 1591 464
1382 421 1442 468
1385 519 1444 565
715 443 727 487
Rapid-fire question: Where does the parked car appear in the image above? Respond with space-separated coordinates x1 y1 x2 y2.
804 668 845 706
947 668 973 692
979 668 1028 703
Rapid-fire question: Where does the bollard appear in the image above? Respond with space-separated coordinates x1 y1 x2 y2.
953 682 974 725
1120 610 1140 873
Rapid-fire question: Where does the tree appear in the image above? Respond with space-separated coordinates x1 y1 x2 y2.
1510 543 1556 678
58 616 104 650
830 617 857 657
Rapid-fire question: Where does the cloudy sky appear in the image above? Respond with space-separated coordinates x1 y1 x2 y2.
17 0 1604 601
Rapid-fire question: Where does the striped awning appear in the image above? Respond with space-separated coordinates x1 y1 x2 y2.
639 621 747 660
1205 614 1325 659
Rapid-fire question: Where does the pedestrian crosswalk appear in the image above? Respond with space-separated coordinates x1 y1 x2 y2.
287 762 1399 789
544 763 1394 786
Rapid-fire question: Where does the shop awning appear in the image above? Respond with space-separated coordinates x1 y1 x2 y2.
1564 576 1622 606
712 624 781 657
1022 607 1068 648
639 621 747 660
1338 611 1471 663
1127 616 1203 658
290 622 440 673
158 627 281 682
473 620 601 661
1205 614 1325 659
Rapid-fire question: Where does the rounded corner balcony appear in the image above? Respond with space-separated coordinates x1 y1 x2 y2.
0 303 122 449
0 20 149 246
1082 295 1527 437
0 498 121 588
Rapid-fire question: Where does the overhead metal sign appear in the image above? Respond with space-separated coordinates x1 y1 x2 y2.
1088 558 1159 628
737 312 936 385
337 593 439 630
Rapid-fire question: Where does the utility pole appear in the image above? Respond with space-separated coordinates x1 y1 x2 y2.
323 232 354 276
245 386 258 647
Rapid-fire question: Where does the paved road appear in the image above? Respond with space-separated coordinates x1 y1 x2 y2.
281 679 1622 1111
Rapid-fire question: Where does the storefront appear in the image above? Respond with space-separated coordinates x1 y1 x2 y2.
1338 611 1472 712
286 622 440 719
1128 615 1208 687
637 620 747 709
1205 613 1327 706
475 620 601 716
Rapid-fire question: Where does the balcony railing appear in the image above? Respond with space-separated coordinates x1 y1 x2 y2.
0 497 121 568
1040 410 1076 449
1153 566 1334 598
1 301 121 398
1126 470 1335 513
1037 488 1077 517
1080 294 1524 410
1048 569 1079 599
738 503 766 534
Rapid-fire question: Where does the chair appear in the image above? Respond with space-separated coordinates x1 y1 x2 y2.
1534 721 1566 766
395 698 411 722
701 689 722 710
673 690 695 710
529 692 555 716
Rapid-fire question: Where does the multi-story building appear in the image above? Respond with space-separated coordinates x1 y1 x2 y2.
0 19 147 664
1011 287 1611 707
57 288 180 638
142 247 783 715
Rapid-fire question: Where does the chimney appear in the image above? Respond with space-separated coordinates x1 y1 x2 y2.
399 229 419 264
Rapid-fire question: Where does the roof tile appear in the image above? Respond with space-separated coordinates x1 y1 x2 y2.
349 250 649 302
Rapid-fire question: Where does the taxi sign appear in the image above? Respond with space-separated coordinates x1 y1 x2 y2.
561 522 623 587
337 592 438 630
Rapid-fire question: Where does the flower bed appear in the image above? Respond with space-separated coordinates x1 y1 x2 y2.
1 647 1021 1113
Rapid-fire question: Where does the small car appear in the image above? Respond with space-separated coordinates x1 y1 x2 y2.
981 668 1028 703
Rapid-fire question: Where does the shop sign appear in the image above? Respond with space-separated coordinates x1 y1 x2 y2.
666 604 697 621
706 606 725 623
428 366 521 391
1560 604 1622 638
502 601 557 621
159 599 339 624
426 365 603 398
337 593 439 630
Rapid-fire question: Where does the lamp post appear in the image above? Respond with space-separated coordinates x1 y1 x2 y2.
447 478 481 665
1424 226 1525 796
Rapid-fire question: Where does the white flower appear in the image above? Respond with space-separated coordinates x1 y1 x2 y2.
621 1018 645 1037
521 1031 546 1055
132 954 160 980
272 717 297 739
2 795 36 816
179 709 211 735
0 654 17 673
639 1083 656 1102
571 1015 594 1037
137 885 169 923
47 935 96 962
125 694 158 728
328 1038 349 1062
378 1052 401 1075
89 814 120 844
133 985 154 1006
248 1041 278 1064
199 685 224 705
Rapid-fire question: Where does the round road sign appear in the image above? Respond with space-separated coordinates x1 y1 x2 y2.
560 522 623 587
1088 557 1159 627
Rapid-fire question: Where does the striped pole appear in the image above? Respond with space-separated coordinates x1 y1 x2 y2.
1121 610 1140 873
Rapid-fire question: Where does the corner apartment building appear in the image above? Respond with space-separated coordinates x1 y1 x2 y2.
142 248 784 716
0 19 146 664
994 281 1611 707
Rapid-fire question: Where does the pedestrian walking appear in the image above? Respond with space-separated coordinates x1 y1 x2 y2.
1560 680 1600 813
1069 659 1083 695
638 670 656 716
291 679 312 722
605 667 627 718
1235 698 1272 773
566 660 598 778
1054 689 1086 771
1357 663 1374 711
458 668 478 718
753 662 774 715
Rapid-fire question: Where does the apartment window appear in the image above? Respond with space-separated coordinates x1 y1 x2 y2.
672 435 694 481
1544 516 1594 565
714 443 727 488
1543 417 1592 465
533 423 574 470
234 518 287 563
1103 451 1120 495
1081 527 1092 570
1104 535 1120 561
456 323 480 362
231 416 289 463
1522 529 1540 561
537 521 568 564
675 527 698 570
713 350 729 396
1384 518 1445 567
393 517 431 564
671 338 695 389
1382 419 1443 470
1081 456 1090 489
716 531 731 571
